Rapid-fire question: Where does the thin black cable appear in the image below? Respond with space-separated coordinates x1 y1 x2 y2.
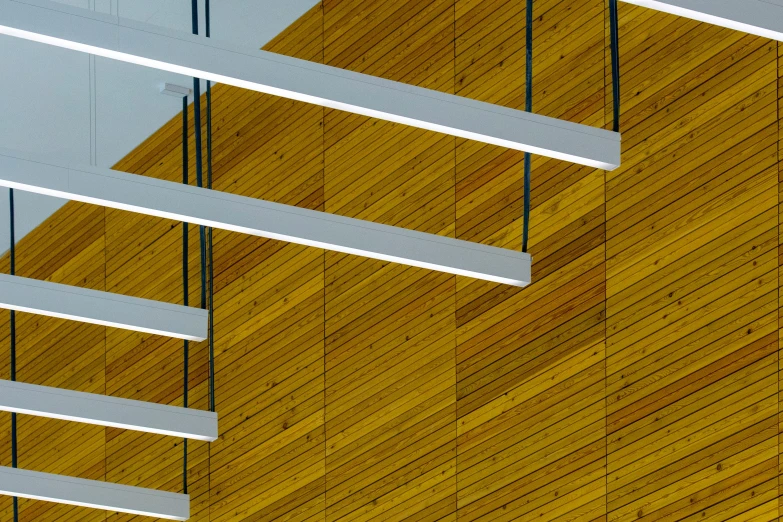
609 0 621 133
192 0 207 314
191 0 199 35
186 0 206 495
181 95 189 496
9 188 18 522
193 91 207 314
205 0 215 414
205 0 211 38
205 12 216 522
522 0 533 253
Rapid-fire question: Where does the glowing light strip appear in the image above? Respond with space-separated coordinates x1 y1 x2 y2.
0 147 531 286
0 0 621 170
619 0 783 41
0 380 218 441
0 466 189 520
0 273 208 341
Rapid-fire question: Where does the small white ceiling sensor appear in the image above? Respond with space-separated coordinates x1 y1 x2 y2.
160 82 192 98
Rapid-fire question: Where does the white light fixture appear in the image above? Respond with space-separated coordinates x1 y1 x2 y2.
0 148 532 287
0 273 208 340
0 379 217 441
0 466 189 520
0 0 621 170
619 0 783 41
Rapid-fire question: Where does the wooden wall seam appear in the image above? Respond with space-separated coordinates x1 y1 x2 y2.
0 1 781 521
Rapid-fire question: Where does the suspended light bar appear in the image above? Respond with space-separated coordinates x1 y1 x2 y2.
0 466 189 520
619 0 783 41
0 148 531 286
0 0 620 170
0 273 208 340
0 379 218 441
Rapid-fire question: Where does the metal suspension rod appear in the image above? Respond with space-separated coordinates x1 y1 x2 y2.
181 95 189 496
191 0 207 315
205 0 211 38
609 0 621 133
205 0 215 414
9 188 17 522
185 0 205 495
522 0 533 253
194 78 207 313
191 0 199 36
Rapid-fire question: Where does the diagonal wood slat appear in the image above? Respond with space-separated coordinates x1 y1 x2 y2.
0 1 781 521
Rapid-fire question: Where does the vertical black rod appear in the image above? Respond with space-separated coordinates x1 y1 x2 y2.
191 0 199 35
206 113 214 412
9 191 15 385
205 0 215 414
609 0 621 133
181 96 189 496
205 0 211 38
9 190 14 279
192 1 207 313
525 0 533 115
9 189 18 521
522 0 533 253
193 79 207 313
182 100 189 308
188 0 202 496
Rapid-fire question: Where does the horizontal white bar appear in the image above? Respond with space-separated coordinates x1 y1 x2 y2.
619 0 783 41
0 273 207 340
0 0 621 170
0 466 189 520
0 379 217 441
0 148 531 286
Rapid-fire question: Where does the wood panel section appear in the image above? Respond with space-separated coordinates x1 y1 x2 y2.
606 5 779 521
454 1 607 521
322 1 457 520
0 1 782 521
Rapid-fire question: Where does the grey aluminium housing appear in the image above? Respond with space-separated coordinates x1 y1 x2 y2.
0 0 621 170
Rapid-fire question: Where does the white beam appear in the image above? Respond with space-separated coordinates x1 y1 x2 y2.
0 466 189 520
0 273 207 340
0 0 621 170
619 0 783 41
0 148 531 287
0 379 217 441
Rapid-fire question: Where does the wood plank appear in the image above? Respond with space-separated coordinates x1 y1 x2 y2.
1 1 781 521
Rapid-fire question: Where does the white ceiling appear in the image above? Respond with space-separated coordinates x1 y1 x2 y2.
0 0 317 254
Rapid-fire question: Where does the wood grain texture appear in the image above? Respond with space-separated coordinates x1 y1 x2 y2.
606 4 779 522
0 1 781 521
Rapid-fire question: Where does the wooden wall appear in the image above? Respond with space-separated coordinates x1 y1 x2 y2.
0 0 780 520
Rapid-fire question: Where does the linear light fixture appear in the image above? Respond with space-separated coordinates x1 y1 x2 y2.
0 466 189 520
0 0 621 170
0 379 218 441
619 0 783 41
0 148 531 286
0 273 208 340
